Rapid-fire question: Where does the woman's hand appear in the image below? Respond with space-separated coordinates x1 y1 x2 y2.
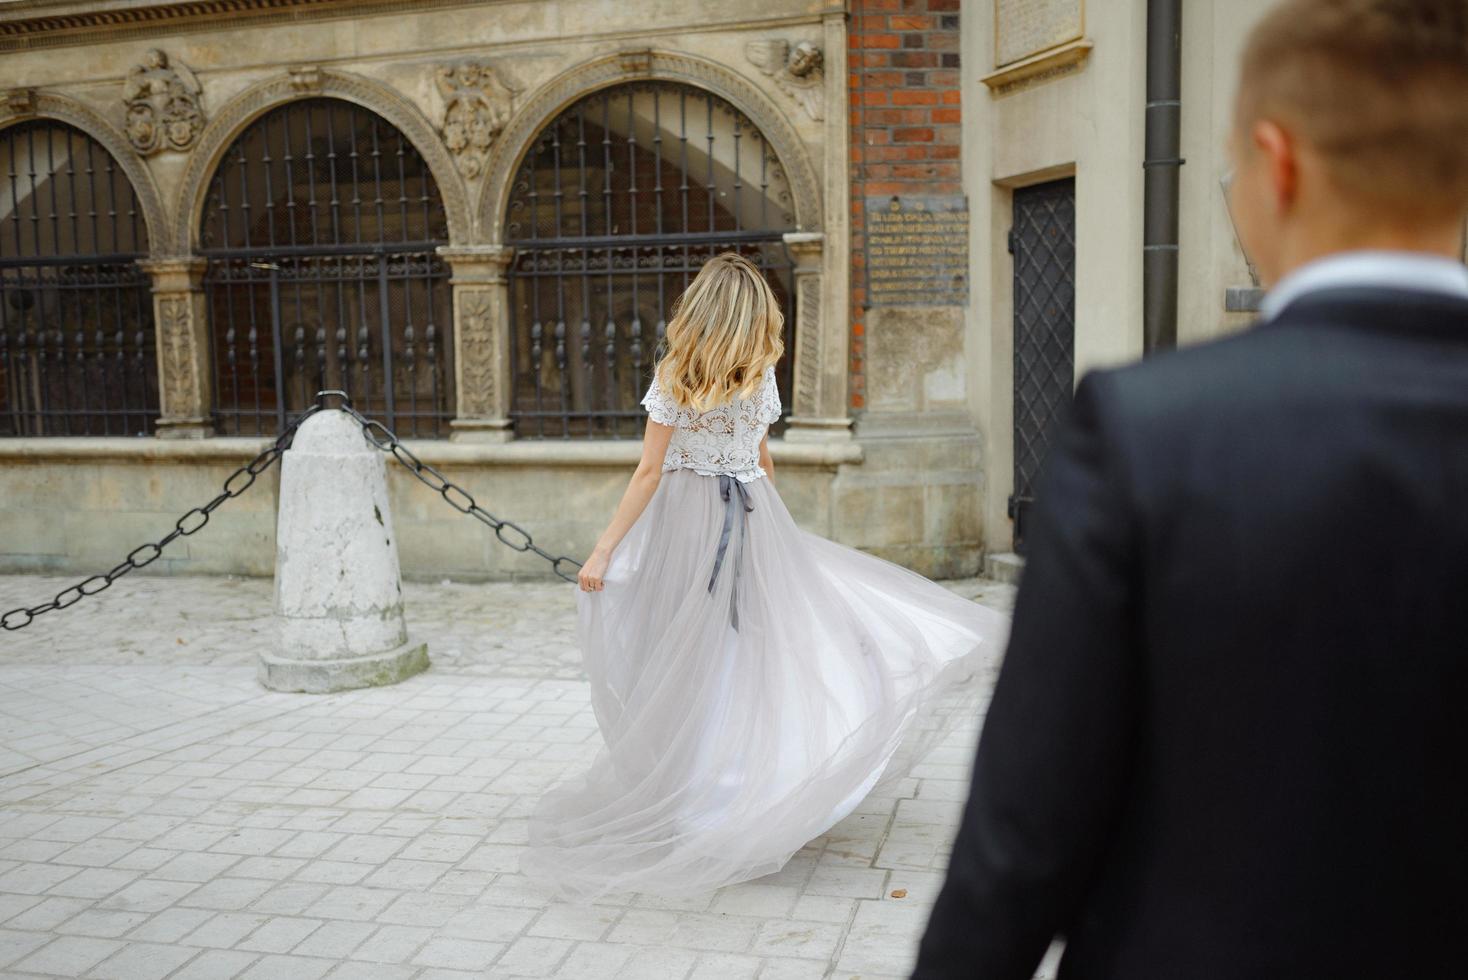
580 418 672 594
579 548 611 592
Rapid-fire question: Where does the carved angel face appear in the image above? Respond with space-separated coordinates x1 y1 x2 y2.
789 41 822 78
145 49 168 70
126 105 156 145
469 116 493 149
166 119 195 149
443 121 467 152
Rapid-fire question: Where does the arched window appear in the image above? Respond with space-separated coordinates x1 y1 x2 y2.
0 121 156 436
505 82 798 439
201 98 452 436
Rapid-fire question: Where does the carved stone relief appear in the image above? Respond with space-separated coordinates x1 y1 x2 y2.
288 64 324 94
6 89 36 114
745 39 824 121
436 60 517 180
123 49 205 154
456 288 496 417
157 294 197 417
784 232 824 418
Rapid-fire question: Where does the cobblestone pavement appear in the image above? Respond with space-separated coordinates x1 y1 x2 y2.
0 573 1028 980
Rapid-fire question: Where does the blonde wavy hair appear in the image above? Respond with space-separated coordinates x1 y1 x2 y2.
652 252 785 412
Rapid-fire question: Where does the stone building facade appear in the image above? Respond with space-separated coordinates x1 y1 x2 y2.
0 0 951 582
8 0 1430 587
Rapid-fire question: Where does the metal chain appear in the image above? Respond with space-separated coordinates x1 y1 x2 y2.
1 405 324 632
2 391 582 632
326 394 582 584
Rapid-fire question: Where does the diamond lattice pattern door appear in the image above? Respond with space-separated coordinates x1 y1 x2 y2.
1010 177 1076 553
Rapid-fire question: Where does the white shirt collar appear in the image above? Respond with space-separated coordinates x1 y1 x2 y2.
1260 250 1468 321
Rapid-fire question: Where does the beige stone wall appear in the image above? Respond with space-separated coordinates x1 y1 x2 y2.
962 0 1273 555
0 440 857 580
848 301 985 579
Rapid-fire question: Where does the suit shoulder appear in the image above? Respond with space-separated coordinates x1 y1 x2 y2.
1079 324 1321 429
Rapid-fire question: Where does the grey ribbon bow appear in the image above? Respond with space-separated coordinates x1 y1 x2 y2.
709 474 755 629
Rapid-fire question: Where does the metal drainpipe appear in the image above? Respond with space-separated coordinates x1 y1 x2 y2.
1143 0 1183 354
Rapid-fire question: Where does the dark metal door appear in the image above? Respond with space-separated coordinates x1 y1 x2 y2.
504 81 797 440
1009 178 1076 552
200 99 452 436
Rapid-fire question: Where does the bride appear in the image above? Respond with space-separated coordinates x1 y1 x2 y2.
520 252 1007 902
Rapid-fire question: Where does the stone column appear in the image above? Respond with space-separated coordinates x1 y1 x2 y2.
782 6 854 443
439 244 515 443
782 232 850 442
139 257 214 439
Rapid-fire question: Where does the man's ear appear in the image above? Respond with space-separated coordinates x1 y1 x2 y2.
1252 119 1297 217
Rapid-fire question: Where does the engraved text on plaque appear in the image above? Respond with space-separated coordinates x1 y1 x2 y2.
864 195 968 307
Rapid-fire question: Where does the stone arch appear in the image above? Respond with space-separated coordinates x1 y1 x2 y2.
173 69 471 252
478 50 823 242
0 91 171 255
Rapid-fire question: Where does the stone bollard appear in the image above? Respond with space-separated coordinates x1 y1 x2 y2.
258 409 429 693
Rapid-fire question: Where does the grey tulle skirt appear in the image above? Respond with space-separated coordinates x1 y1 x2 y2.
521 467 1007 902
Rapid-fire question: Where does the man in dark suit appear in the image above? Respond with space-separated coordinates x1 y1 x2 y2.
912 1 1468 977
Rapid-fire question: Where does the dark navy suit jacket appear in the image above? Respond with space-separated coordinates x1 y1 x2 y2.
913 287 1468 979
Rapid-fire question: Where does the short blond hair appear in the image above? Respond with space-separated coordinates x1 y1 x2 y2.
1237 0 1468 216
654 252 784 413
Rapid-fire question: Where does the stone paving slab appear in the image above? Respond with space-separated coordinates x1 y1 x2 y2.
0 573 1036 980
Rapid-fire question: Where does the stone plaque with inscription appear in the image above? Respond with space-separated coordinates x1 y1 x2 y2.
996 0 1084 67
864 196 968 307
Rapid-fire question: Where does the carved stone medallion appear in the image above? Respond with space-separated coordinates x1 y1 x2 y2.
436 60 516 180
123 49 204 154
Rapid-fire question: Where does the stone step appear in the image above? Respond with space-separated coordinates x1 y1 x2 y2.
983 551 1025 586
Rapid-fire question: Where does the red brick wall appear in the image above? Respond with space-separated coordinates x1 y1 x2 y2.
847 0 961 411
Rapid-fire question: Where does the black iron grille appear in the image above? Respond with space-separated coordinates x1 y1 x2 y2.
1 121 157 436
505 82 798 439
200 98 452 437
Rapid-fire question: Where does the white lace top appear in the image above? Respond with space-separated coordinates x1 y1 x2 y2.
641 364 781 483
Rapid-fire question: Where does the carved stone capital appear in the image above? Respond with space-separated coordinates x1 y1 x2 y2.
437 244 515 283
138 257 209 292
782 231 825 269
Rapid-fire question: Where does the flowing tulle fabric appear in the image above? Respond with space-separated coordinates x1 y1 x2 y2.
521 468 1008 902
